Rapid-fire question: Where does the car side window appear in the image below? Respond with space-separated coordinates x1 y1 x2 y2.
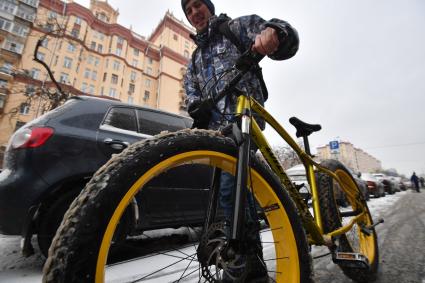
103 107 137 132
137 110 186 136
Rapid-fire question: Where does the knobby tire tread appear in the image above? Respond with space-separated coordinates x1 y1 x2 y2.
43 129 313 283
316 159 379 283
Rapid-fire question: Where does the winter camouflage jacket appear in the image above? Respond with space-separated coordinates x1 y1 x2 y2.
184 13 299 130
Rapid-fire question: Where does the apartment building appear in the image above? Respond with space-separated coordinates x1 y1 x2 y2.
0 0 196 165
1 0 38 115
316 141 382 173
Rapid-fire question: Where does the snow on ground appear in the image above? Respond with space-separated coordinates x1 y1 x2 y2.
0 191 409 282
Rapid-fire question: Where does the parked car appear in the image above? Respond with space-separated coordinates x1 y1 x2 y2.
0 96 223 257
372 173 395 194
390 176 405 191
285 163 369 205
286 164 310 201
347 169 370 201
360 173 386 198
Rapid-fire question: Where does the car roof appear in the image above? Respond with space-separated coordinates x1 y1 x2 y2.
69 96 192 121
286 164 305 175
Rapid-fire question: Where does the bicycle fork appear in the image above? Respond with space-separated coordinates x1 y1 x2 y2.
231 113 251 242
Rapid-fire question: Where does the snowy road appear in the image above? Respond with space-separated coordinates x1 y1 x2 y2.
1 190 424 282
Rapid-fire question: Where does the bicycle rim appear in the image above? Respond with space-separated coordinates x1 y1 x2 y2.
95 150 301 283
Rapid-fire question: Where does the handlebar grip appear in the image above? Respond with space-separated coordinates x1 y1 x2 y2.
235 48 265 71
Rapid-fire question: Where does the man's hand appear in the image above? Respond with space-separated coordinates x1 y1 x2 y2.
252 27 280 55
187 99 213 121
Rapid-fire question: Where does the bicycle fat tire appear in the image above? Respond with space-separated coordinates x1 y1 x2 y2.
42 129 312 283
316 159 379 282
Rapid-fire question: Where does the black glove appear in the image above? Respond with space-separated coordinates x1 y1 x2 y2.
188 99 214 129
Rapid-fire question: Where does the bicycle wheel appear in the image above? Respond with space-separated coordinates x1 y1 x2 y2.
316 159 379 282
42 129 312 283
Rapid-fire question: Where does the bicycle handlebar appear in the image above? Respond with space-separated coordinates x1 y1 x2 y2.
211 48 265 105
189 47 265 129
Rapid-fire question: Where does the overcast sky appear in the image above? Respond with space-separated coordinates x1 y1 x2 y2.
76 0 425 176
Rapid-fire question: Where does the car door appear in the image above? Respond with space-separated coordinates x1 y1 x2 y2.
135 109 211 228
96 106 149 158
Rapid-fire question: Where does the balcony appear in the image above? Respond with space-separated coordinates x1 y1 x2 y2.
0 92 8 113
0 66 13 75
19 0 39 8
15 9 35 23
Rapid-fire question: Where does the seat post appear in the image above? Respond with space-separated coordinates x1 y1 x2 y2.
302 135 312 156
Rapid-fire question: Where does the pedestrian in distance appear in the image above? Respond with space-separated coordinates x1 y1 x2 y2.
420 176 425 188
411 172 420 192
181 0 299 281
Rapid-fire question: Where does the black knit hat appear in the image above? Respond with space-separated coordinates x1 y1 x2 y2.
181 0 215 17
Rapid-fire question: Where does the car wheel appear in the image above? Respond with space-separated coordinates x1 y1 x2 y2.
37 188 81 257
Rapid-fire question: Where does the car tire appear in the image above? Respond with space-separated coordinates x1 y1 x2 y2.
37 188 81 257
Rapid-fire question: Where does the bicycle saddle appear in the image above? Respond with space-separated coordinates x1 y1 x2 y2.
289 117 322 138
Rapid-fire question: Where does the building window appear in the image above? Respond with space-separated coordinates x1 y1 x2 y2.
63 57 73 69
103 72 107 82
147 57 153 65
48 11 57 19
109 88 117 98
94 57 100 67
184 50 189 58
143 90 150 102
81 82 87 92
130 71 136 81
36 52 45 61
146 67 152 75
145 79 151 88
88 84 95 94
111 74 118 84
71 28 79 38
173 34 178 41
90 41 96 50
59 73 69 84
19 103 30 115
132 60 138 68
91 70 97 80
115 48 122 56
97 44 103 53
0 1 17 14
67 42 76 52
128 83 135 94
133 48 139 56
128 96 134 104
75 16 82 25
185 41 189 48
87 55 94 64
112 60 120 71
0 79 7 88
117 37 124 44
30 68 40 79
84 68 90 79
0 18 12 32
40 38 48 48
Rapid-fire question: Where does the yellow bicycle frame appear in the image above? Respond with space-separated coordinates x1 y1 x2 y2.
235 95 367 245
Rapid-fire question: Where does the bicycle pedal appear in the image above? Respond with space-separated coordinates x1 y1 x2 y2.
332 252 369 269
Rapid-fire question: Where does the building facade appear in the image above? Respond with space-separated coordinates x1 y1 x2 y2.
316 141 382 173
0 0 196 166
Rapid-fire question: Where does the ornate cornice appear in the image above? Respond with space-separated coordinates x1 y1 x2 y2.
149 12 194 43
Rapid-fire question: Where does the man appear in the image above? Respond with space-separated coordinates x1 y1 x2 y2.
411 172 420 192
182 0 299 281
